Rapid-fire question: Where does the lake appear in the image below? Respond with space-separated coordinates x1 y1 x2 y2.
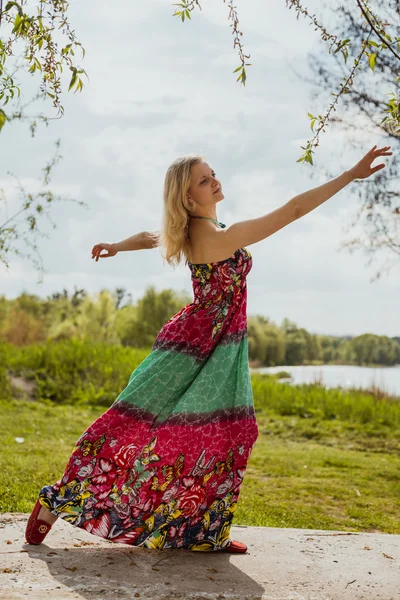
250 364 400 400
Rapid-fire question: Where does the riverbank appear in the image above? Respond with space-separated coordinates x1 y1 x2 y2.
249 359 400 370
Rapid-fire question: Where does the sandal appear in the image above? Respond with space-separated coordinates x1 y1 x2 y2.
25 498 53 545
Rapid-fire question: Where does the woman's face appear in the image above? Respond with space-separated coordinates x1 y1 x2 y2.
186 161 224 212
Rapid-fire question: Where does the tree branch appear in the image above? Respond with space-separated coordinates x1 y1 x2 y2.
356 0 400 61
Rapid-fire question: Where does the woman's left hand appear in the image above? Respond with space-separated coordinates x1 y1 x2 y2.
348 145 393 180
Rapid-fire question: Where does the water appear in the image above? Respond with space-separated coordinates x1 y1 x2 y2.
250 364 400 399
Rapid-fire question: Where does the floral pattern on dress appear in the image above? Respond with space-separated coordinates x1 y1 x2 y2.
187 248 251 339
39 432 249 551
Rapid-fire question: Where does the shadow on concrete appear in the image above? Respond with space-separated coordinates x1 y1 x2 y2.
24 541 265 599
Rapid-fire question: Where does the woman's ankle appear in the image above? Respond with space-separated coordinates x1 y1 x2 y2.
38 505 58 525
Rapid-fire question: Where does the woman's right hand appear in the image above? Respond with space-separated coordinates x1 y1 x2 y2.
91 243 118 262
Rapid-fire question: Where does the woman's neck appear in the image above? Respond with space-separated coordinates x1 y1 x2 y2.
191 215 218 222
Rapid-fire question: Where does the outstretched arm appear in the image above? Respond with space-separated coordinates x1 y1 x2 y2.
91 231 160 262
294 144 392 219
111 230 160 252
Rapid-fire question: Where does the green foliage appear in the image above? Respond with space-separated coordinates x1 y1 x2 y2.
0 0 86 123
0 343 12 400
248 315 400 368
0 108 6 131
0 285 192 349
130 286 191 348
5 338 150 406
0 290 399 372
286 0 400 159
248 316 285 365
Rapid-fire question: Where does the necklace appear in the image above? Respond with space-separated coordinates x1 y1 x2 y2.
190 215 226 229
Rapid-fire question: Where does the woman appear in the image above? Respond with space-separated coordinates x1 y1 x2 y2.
25 145 392 552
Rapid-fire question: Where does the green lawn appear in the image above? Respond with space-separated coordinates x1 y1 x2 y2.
235 411 400 533
2 393 399 534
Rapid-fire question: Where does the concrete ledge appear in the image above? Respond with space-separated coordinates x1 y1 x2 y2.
1 513 399 599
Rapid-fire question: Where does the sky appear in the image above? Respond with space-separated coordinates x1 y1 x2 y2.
0 0 398 338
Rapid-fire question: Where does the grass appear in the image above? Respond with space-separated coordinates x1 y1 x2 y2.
235 411 400 533
2 372 399 534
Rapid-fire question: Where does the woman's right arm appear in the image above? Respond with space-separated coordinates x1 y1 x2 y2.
111 230 160 252
92 231 160 261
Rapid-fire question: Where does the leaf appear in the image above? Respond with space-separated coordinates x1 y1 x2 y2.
369 53 376 72
0 109 6 132
12 13 22 34
5 1 23 15
68 70 77 91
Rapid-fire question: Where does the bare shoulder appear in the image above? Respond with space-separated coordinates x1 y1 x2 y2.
187 220 237 264
187 201 298 263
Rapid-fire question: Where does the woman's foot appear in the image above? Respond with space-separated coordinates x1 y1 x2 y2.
220 539 248 553
38 506 58 525
25 498 57 545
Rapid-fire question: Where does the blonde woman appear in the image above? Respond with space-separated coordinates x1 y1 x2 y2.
26 145 392 552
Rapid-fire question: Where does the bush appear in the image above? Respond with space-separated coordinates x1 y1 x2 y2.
5 339 150 406
0 343 11 400
251 373 400 429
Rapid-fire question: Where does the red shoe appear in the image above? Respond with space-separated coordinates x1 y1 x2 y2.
25 498 53 545
220 539 248 553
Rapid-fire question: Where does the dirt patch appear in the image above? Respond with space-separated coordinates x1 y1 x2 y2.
7 374 37 401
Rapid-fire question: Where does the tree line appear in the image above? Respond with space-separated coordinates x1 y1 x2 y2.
0 287 398 367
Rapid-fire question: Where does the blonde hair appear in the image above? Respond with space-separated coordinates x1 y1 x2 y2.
159 154 207 267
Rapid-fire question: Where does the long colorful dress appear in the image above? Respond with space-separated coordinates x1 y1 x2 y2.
38 243 259 550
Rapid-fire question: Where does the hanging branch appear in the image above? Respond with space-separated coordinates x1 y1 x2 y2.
285 0 400 164
172 0 251 85
356 0 400 61
0 0 87 126
0 140 88 284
